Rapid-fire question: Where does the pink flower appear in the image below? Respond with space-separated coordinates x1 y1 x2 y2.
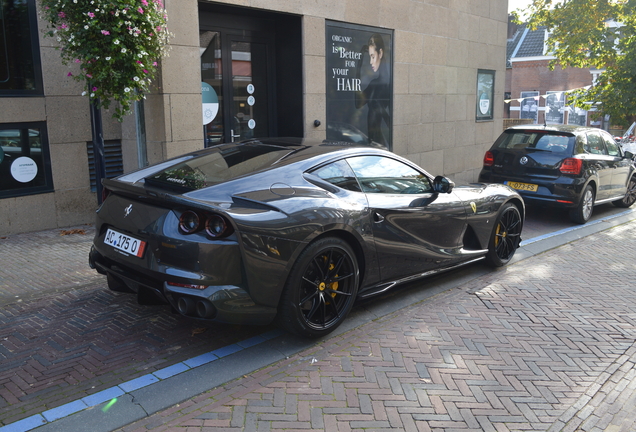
58 12 66 18
152 62 157 66
67 72 73 77
138 7 144 13
74 59 81 63
60 23 68 30
86 74 92 78
141 0 148 5
136 60 142 64
92 87 98 91
143 69 148 73
101 30 110 35
88 12 95 18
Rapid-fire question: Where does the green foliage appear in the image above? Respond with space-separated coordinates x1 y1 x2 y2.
521 0 636 125
39 0 172 121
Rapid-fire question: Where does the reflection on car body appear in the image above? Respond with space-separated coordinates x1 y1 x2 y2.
89 138 524 337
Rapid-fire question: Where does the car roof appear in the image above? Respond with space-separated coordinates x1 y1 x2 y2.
504 124 603 135
114 138 393 187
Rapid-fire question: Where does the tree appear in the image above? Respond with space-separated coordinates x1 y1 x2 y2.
518 0 636 126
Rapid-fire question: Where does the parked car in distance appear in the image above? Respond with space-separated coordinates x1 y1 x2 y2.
479 125 636 224
90 138 525 337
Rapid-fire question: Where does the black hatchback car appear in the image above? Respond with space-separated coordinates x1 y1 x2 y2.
479 125 636 223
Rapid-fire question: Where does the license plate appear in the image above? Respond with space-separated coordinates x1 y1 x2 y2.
104 228 146 258
506 181 539 192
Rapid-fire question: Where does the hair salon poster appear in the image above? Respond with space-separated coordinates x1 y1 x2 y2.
326 22 393 149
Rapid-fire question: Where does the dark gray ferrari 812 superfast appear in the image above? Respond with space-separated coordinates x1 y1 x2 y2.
89 138 524 337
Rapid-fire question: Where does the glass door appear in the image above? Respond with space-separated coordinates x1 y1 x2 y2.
200 31 274 145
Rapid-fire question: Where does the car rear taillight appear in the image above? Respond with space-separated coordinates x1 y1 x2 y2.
560 158 582 175
483 151 494 167
101 187 111 202
179 210 200 234
178 210 234 238
205 214 231 238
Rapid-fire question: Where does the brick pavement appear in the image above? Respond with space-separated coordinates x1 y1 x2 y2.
0 226 275 427
0 225 101 303
118 221 636 432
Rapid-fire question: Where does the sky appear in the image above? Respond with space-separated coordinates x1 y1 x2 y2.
508 0 533 14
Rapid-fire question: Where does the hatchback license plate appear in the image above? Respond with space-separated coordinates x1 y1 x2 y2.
104 228 146 258
506 181 539 192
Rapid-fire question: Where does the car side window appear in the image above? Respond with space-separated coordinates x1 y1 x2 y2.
312 159 362 192
602 132 620 157
345 156 432 194
585 132 608 155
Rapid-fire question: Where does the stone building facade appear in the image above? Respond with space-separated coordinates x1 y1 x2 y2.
0 0 509 235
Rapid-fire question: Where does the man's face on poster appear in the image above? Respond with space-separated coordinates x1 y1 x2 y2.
369 45 383 72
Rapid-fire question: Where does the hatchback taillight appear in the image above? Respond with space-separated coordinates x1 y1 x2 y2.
483 151 494 167
560 158 582 175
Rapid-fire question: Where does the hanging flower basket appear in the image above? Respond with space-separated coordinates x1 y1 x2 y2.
40 0 172 121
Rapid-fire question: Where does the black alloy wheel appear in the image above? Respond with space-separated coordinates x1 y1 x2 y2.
278 237 359 338
485 203 522 267
613 176 636 208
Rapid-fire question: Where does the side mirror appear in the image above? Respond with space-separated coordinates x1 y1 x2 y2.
432 175 454 194
624 150 634 160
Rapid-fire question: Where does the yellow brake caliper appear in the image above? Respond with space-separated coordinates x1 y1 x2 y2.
329 262 339 298
495 222 507 247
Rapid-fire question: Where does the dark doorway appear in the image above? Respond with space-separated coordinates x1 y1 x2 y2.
199 4 303 145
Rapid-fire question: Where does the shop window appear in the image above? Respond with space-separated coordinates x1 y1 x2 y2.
86 140 123 192
0 123 54 198
0 0 43 94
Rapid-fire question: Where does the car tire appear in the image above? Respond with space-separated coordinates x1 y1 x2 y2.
612 176 636 208
569 184 595 224
106 273 135 293
278 237 359 338
485 203 522 267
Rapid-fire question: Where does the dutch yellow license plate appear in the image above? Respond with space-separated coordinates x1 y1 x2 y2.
506 181 538 192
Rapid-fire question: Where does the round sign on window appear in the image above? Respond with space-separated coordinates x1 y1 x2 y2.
11 157 38 183
247 84 255 94
201 82 219 125
248 119 256 130
247 95 255 106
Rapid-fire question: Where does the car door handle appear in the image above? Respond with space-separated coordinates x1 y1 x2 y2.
373 212 384 223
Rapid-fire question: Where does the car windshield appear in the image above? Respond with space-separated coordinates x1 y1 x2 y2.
145 143 295 191
495 130 575 153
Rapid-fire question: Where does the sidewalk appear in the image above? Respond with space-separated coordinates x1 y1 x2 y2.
114 220 636 432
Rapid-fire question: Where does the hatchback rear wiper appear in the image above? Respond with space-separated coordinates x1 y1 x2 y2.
525 147 551 152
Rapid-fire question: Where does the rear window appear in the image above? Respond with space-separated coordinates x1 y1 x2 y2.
144 144 295 192
495 130 575 153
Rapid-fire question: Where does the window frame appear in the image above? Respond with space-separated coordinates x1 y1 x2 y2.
0 0 44 96
0 121 54 199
